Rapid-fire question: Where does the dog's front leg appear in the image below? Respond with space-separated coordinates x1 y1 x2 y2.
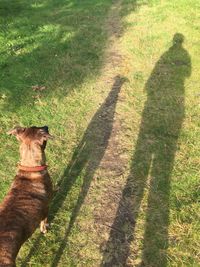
40 218 49 234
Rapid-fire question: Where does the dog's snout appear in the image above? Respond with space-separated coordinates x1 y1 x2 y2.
43 126 49 132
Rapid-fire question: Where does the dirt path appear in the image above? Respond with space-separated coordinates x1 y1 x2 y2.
78 1 133 265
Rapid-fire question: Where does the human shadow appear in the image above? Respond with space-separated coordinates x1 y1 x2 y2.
49 75 126 266
19 75 126 266
101 33 191 267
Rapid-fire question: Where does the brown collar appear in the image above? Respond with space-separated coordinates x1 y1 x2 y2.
18 164 48 172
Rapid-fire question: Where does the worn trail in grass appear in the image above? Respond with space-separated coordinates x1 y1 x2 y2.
0 0 200 266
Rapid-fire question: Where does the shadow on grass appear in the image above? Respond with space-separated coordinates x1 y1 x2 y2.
0 0 114 110
0 0 137 111
20 75 126 266
49 75 126 266
101 33 191 267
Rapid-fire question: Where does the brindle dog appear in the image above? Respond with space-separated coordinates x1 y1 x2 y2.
0 126 53 267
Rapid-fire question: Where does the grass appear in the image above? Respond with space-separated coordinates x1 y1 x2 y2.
103 1 200 266
0 0 114 194
0 0 200 266
0 0 116 265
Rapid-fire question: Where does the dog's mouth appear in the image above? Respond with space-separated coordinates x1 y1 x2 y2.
40 126 48 150
41 140 47 150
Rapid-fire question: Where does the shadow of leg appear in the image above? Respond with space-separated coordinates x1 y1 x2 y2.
101 131 153 266
141 139 177 267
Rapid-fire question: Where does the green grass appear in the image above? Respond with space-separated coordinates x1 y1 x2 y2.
0 0 116 265
0 0 200 266
105 1 200 266
0 0 114 191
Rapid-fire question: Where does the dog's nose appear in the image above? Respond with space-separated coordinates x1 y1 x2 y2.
43 126 49 132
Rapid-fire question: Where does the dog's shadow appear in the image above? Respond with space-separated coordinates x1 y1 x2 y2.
19 75 126 266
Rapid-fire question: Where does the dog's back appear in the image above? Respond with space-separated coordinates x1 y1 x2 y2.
0 171 52 266
0 126 53 266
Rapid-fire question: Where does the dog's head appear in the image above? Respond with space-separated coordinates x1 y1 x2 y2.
7 126 53 150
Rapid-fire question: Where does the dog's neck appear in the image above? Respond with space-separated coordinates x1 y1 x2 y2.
19 143 46 167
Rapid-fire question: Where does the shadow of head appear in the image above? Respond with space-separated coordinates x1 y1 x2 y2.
173 33 184 45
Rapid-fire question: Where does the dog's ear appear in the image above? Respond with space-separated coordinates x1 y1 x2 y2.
38 127 54 143
7 126 25 138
